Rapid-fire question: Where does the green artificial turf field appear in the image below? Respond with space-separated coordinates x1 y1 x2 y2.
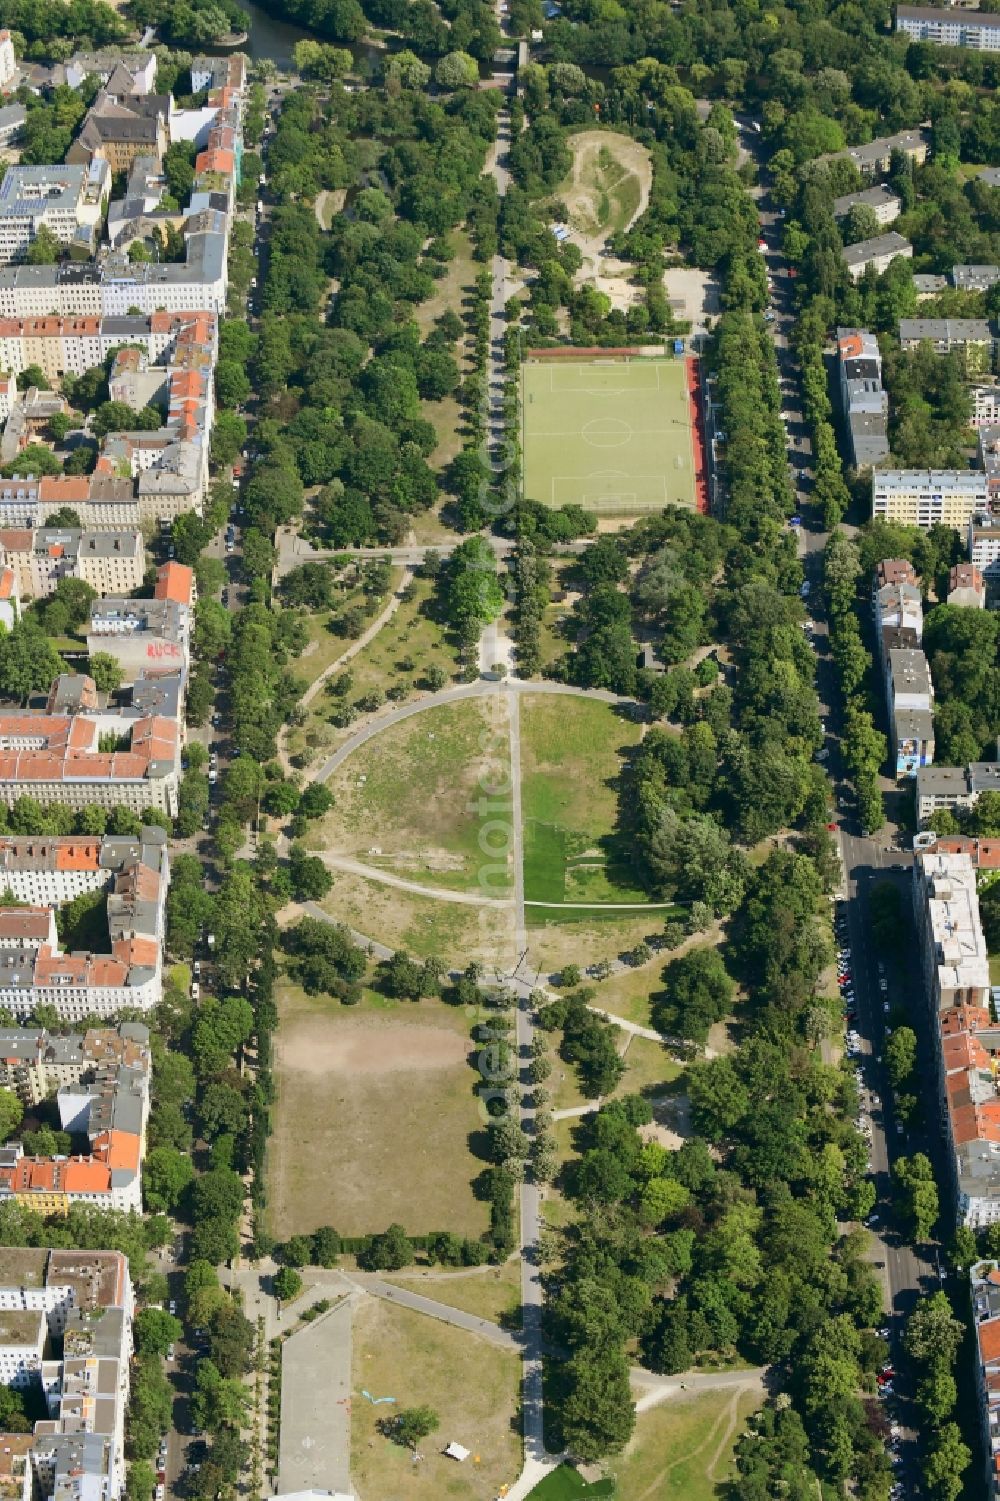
521 356 695 513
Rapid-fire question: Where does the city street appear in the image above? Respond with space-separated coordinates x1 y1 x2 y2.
745 118 939 1489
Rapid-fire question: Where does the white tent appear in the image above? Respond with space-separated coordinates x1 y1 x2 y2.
444 1443 470 1463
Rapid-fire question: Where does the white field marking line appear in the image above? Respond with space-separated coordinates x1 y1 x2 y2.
526 425 681 439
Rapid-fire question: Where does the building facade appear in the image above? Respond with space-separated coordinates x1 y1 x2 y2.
871 469 990 528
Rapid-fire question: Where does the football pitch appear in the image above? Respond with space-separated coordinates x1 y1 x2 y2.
521 357 696 513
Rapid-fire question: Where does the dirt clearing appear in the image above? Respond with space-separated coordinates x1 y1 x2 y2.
268 985 489 1239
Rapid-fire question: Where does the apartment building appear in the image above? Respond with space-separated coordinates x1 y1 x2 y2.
0 310 217 387
954 264 1000 292
0 1023 149 1112
969 511 1000 592
0 529 143 602
970 1261 1000 1501
0 1312 45 1388
818 127 929 177
948 562 987 606
832 185 901 225
888 648 935 776
0 826 166 922
190 54 247 94
0 700 180 821
979 427 1000 502
915 831 1000 871
0 567 17 630
67 93 169 174
916 758 1000 824
837 327 891 467
913 851 995 1228
842 232 912 282
0 32 17 91
63 51 157 94
896 5 1000 48
971 388 1000 429
0 1021 150 1213
915 273 949 298
87 562 194 684
899 317 997 374
871 469 990 528
0 1248 133 1500
0 828 167 1020
0 106 26 150
0 232 227 320
0 165 111 265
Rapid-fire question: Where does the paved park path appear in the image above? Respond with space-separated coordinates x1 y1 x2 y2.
309 675 637 786
313 851 514 907
629 1364 767 1415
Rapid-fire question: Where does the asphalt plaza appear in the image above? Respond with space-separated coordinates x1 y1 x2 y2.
521 356 696 513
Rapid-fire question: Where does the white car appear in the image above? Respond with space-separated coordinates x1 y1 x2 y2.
800 581 811 598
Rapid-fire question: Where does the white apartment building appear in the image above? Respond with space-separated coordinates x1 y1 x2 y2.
896 5 1000 49
0 32 17 90
871 469 990 528
916 760 1000 825
969 511 1000 585
899 318 996 374
0 164 111 265
914 850 993 1016
0 1249 133 1501
0 1311 45 1388
832 185 901 226
972 387 1000 428
842 231 912 282
0 828 167 1020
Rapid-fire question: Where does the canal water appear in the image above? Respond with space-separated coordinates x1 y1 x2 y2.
234 0 388 74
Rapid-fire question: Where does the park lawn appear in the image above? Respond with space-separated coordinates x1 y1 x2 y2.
413 228 478 336
409 503 467 546
589 963 662 1028
527 910 670 982
612 1388 762 1501
351 1299 522 1501
168 961 191 994
334 574 461 711
310 696 512 893
552 1114 580 1168
549 1033 680 1115
267 977 490 1240
424 390 465 470
316 871 516 969
619 1033 683 1097
991 952 1000 985
383 1259 522 1328
296 573 399 692
282 572 399 766
521 695 646 906
525 1466 615 1498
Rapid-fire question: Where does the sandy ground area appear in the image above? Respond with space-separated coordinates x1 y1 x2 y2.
280 1019 469 1076
664 265 721 332
269 1004 489 1238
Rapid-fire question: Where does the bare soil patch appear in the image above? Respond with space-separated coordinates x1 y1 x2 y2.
268 985 489 1239
280 1020 468 1077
